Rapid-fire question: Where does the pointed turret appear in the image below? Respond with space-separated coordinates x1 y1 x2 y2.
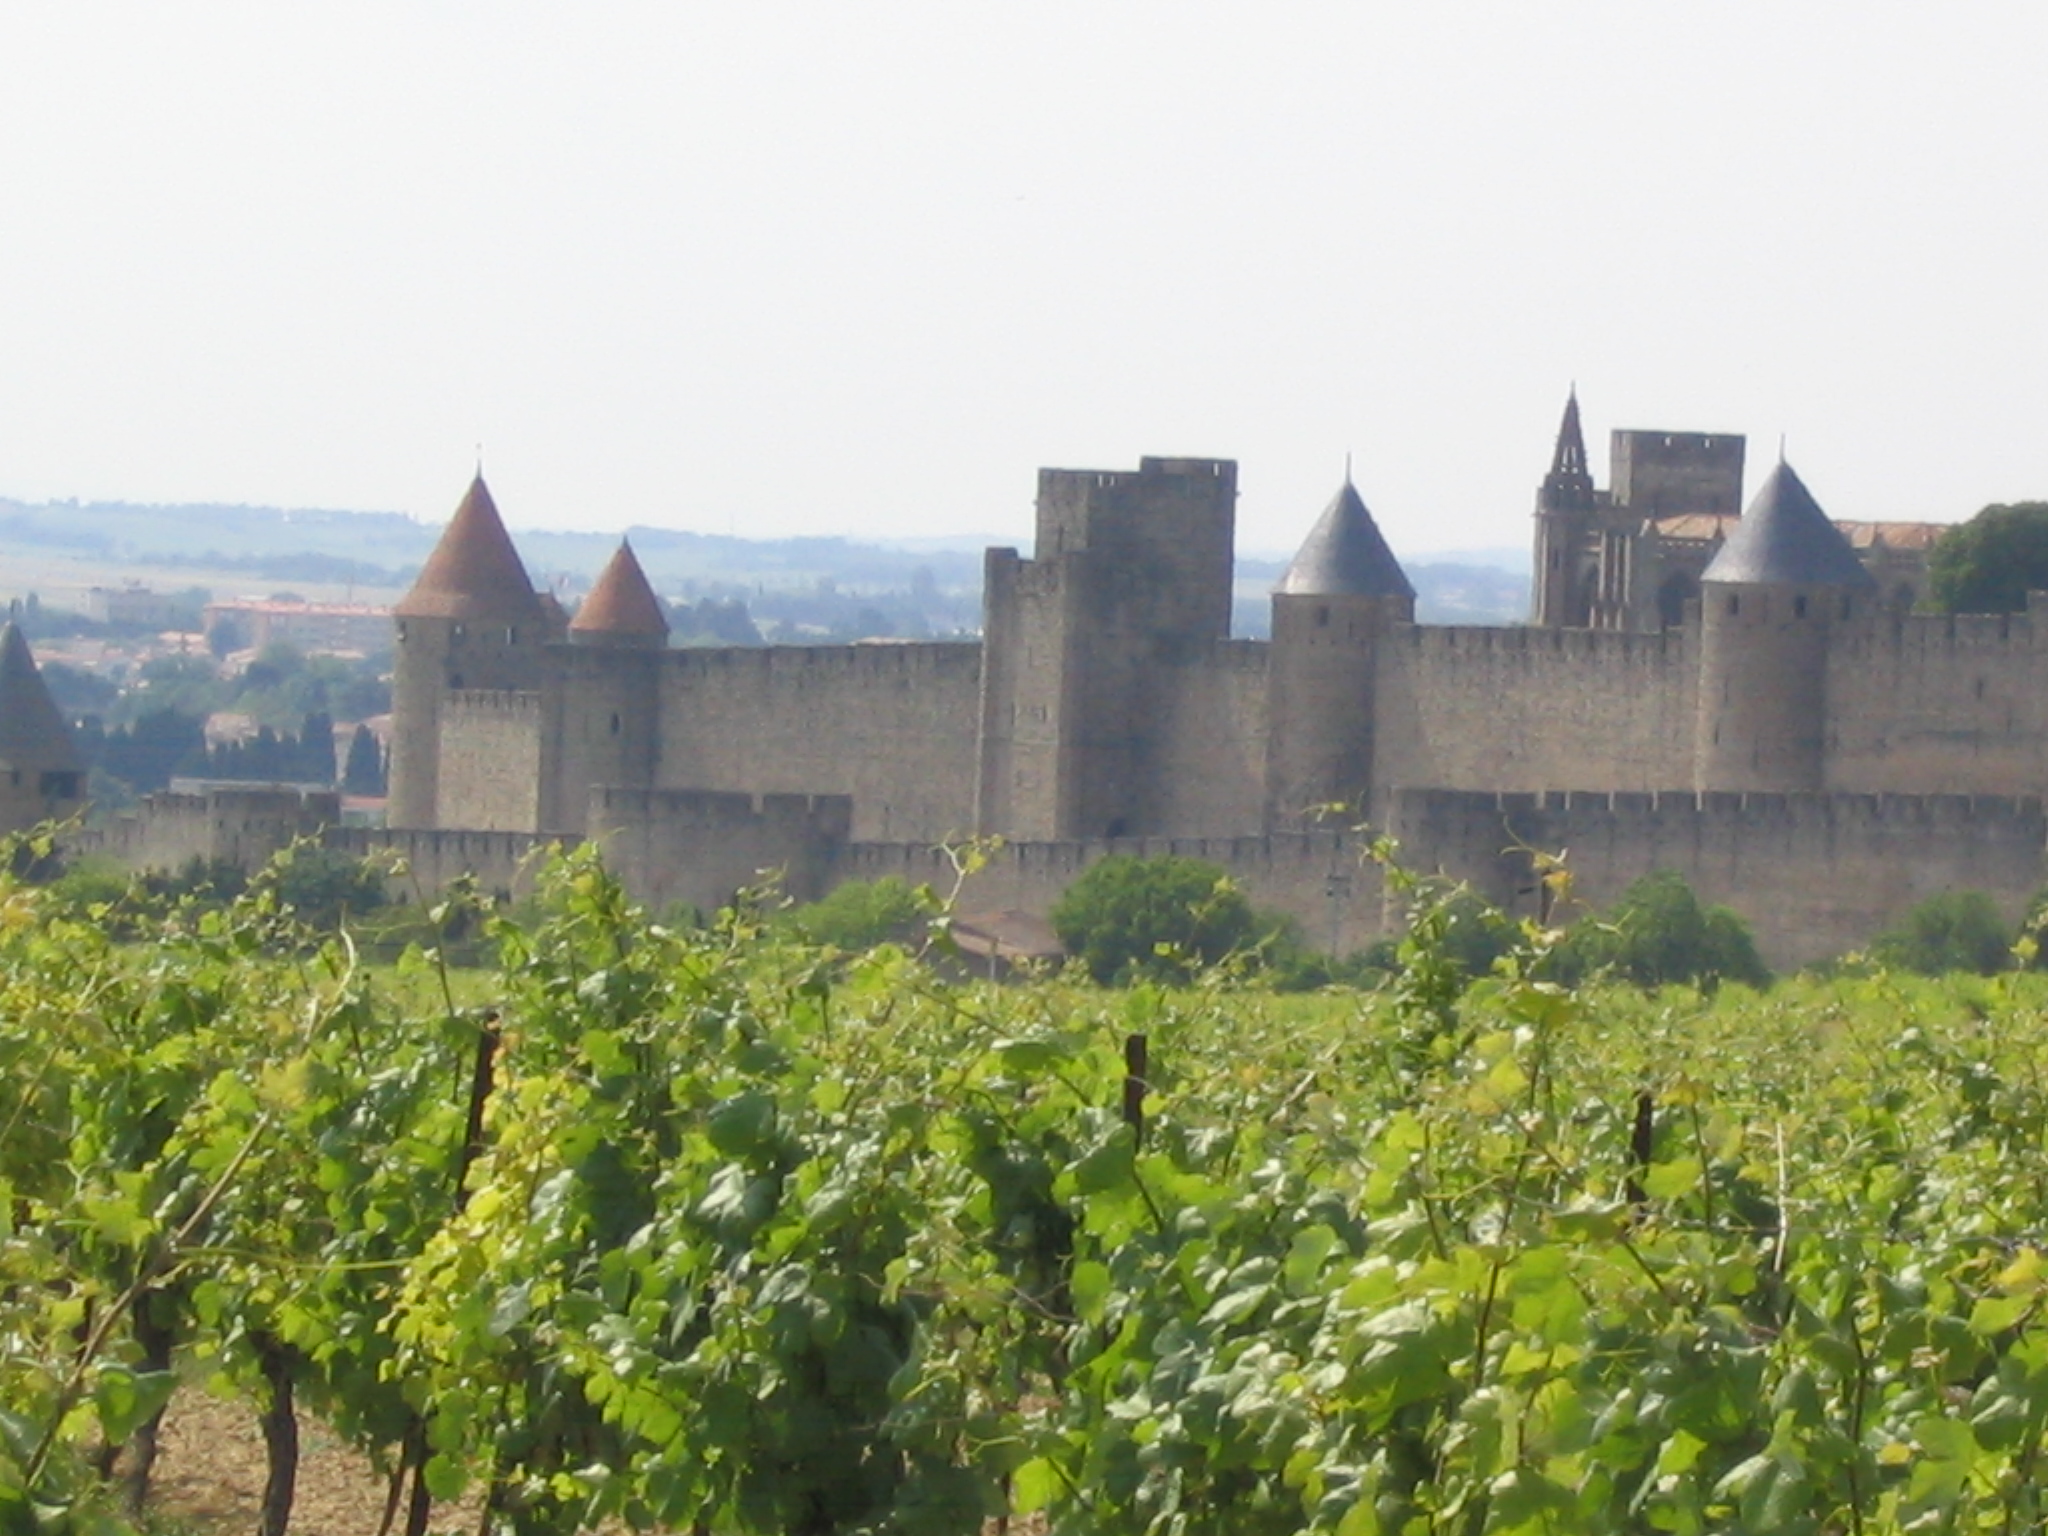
0 622 86 834
1277 480 1415 600
0 624 81 776
1266 474 1412 830
570 540 669 647
1701 461 1874 589
395 476 547 625
387 476 549 830
1694 459 1869 795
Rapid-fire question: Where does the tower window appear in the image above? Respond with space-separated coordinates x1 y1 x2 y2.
506 627 517 644
1315 606 1330 628
1794 595 1808 619
610 712 622 735
1726 595 1739 617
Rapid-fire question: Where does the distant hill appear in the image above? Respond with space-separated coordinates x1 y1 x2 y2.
0 496 1530 628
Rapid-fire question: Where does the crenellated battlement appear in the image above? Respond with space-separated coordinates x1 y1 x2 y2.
1395 623 1686 661
660 642 981 684
446 688 542 715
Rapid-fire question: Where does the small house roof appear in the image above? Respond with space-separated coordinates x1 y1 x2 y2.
394 476 547 624
1701 461 1875 588
1276 481 1415 600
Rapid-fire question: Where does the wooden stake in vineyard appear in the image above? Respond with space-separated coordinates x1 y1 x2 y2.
1123 1034 1147 1146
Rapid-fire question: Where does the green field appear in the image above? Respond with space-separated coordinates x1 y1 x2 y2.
6 853 2048 1535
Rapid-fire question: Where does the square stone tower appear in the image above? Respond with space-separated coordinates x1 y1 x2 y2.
975 457 1236 840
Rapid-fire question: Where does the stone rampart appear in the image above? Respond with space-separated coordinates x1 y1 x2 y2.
587 786 854 915
438 689 543 831
1825 610 2048 797
832 787 2046 971
1374 625 1697 794
655 644 980 842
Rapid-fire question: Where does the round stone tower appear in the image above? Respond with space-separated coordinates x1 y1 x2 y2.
544 539 668 832
1265 477 1415 829
387 476 548 829
1693 460 1874 793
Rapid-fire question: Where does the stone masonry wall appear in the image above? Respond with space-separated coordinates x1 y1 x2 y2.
1824 610 2048 799
653 644 981 844
333 826 569 902
437 690 544 831
834 788 2046 972
1141 639 1269 836
1372 625 1697 794
1385 788 2047 970
587 788 852 915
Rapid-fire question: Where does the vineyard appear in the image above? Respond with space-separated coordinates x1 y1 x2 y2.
8 847 2048 1534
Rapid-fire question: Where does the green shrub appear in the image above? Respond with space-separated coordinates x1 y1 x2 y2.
784 876 932 951
1050 854 1258 985
1874 889 2011 976
1551 871 1770 992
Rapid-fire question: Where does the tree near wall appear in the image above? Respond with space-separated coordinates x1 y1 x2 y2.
1927 502 2048 613
1550 871 1770 992
1873 889 2011 976
1050 854 1258 984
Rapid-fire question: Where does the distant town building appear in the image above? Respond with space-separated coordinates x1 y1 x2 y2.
204 598 392 655
84 586 184 627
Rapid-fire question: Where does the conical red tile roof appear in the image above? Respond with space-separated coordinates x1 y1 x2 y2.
0 623 82 773
395 476 547 624
571 540 669 640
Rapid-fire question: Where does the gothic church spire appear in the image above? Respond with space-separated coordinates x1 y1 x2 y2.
1541 388 1595 505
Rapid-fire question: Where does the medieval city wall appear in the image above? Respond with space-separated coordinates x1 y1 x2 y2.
437 690 544 831
1381 787 2046 970
1140 639 1269 836
833 829 1391 957
1371 625 1697 795
332 826 568 902
832 787 2045 971
1823 610 2048 798
585 787 852 915
75 788 342 874
653 643 981 843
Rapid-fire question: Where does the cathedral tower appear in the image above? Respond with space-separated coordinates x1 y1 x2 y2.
1265 477 1414 828
387 476 548 829
1531 390 1598 628
1693 460 1873 793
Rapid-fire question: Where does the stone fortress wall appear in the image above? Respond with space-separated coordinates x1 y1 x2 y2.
70 403 2048 970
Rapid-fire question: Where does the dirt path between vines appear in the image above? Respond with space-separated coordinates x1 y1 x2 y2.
151 1389 1042 1536
153 1388 473 1536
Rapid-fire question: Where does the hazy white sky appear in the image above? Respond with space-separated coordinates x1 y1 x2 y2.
2 3 2042 557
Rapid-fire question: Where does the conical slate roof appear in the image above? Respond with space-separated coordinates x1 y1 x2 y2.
395 476 548 623
0 624 81 773
571 540 669 640
1276 481 1415 600
1701 461 1874 588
